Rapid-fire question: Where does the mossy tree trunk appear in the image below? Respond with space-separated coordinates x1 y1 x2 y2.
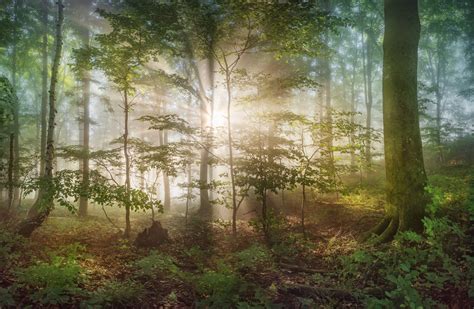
373 0 428 242
18 0 64 237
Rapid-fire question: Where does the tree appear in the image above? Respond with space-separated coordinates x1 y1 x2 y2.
39 0 48 179
0 76 16 211
71 0 94 217
17 0 64 237
87 9 151 238
371 0 428 242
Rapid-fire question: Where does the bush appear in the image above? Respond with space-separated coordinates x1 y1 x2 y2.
0 228 23 269
85 279 145 307
16 256 85 305
134 251 182 280
194 262 246 308
234 244 274 273
15 243 87 305
338 217 469 308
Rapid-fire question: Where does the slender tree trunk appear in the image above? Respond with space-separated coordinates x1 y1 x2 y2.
39 0 48 178
17 0 64 237
11 0 21 207
7 133 14 210
373 0 428 242
226 75 238 236
163 129 171 211
365 34 374 171
301 182 306 237
188 61 210 217
123 90 131 238
434 44 445 164
350 54 357 170
185 163 191 225
321 0 334 176
78 28 90 217
208 56 215 202
156 100 171 212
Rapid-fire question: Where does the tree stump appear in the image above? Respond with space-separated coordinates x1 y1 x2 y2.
134 220 169 248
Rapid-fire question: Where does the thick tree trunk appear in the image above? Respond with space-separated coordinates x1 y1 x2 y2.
78 28 90 217
17 0 64 237
374 0 428 242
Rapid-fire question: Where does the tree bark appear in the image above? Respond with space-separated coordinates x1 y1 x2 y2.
78 26 90 217
17 0 64 237
375 0 428 242
123 90 131 238
11 0 20 207
39 0 48 178
365 33 374 171
163 129 171 211
226 75 238 236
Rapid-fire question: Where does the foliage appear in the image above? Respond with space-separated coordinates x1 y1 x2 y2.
0 228 23 269
85 279 145 307
22 169 162 214
338 217 470 308
16 244 86 305
234 244 274 273
194 262 246 308
134 251 182 280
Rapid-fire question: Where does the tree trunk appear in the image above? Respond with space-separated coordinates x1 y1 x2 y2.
225 74 238 236
78 27 90 217
7 133 14 210
208 56 215 203
11 0 20 207
123 90 131 238
163 129 171 211
375 0 428 242
39 0 48 178
157 100 170 213
301 183 306 238
185 163 192 225
365 34 374 171
17 0 64 237
350 50 357 170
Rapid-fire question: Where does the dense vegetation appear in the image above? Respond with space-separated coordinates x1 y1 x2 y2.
0 0 473 307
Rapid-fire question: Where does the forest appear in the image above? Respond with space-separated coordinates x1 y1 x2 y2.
0 0 473 307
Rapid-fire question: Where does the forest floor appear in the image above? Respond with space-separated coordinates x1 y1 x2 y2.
0 167 473 308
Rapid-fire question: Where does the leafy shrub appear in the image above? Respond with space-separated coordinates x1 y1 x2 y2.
85 279 145 307
0 287 15 307
194 262 246 308
339 218 468 308
16 255 85 305
234 244 274 273
0 228 23 269
134 251 182 280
